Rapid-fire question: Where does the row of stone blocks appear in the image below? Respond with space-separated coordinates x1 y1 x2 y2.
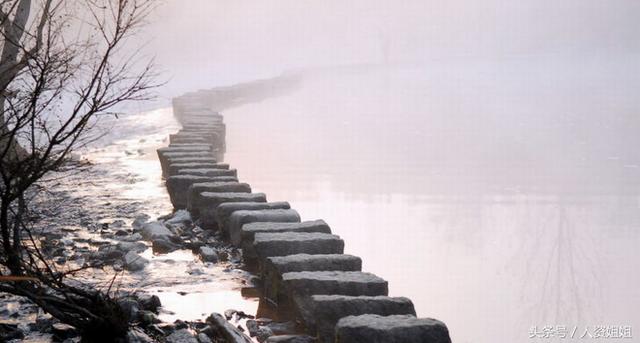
162 93 452 343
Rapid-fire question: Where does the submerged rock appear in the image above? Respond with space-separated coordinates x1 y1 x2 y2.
124 250 149 271
132 214 150 230
199 246 219 263
166 328 199 343
140 221 175 241
115 241 147 253
256 326 274 342
138 294 162 313
153 238 181 254
166 209 192 225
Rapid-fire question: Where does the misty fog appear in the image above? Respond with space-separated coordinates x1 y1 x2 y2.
137 1 639 342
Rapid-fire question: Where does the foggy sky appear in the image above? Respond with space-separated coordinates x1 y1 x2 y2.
139 0 640 97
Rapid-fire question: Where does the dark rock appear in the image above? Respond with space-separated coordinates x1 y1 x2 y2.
166 328 199 343
266 321 297 335
174 320 189 330
166 175 239 209
335 315 452 343
246 320 259 336
140 221 175 241
52 323 78 340
224 309 237 320
0 323 24 341
132 214 150 230
153 238 180 254
257 326 274 342
138 294 162 313
140 311 161 325
124 250 149 271
118 297 140 318
198 332 213 343
266 335 317 343
205 313 253 343
199 246 219 263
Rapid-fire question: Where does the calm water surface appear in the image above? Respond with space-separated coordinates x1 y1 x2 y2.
220 62 640 343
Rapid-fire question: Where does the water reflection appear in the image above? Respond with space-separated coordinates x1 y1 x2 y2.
218 63 640 343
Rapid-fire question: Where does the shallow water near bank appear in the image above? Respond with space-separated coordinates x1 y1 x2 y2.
3 107 262 342
82 108 261 327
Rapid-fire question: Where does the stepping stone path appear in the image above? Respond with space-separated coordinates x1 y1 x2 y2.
159 93 452 342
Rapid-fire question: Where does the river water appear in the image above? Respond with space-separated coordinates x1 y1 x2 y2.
219 61 640 343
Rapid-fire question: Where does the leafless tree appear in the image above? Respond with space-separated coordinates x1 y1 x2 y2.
0 0 157 340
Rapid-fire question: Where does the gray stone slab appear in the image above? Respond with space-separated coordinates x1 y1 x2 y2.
199 193 268 230
158 149 214 175
263 254 362 301
166 156 218 165
281 271 388 297
335 315 451 343
295 295 416 343
177 168 237 178
160 151 217 176
242 220 331 244
167 162 229 177
228 210 302 246
169 137 209 144
265 254 362 276
166 175 239 209
187 182 252 216
215 202 291 234
166 143 213 149
158 145 211 153
253 232 344 259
